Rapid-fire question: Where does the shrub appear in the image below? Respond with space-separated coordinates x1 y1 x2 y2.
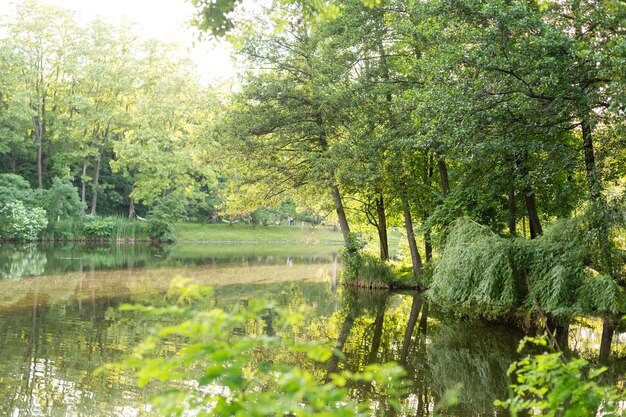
0 173 38 208
341 233 395 288
147 218 176 242
428 218 526 318
0 200 48 241
495 336 625 416
82 216 115 238
44 176 84 221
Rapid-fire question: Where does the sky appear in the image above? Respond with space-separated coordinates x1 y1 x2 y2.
0 0 237 84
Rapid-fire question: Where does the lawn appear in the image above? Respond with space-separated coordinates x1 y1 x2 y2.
175 223 345 244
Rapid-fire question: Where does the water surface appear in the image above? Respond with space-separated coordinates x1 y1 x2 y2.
0 243 623 416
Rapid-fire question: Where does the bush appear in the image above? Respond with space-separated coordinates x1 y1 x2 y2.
44 176 84 221
495 336 625 416
0 173 38 208
147 218 176 242
0 200 48 241
341 233 395 288
83 216 115 238
428 218 526 318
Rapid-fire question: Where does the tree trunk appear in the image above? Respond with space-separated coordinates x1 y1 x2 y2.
581 117 601 201
524 190 543 239
128 183 135 221
437 155 450 197
331 184 351 246
508 168 516 235
599 316 615 363
90 146 105 216
33 115 44 190
581 115 617 360
80 158 87 218
402 195 423 277
517 156 542 238
375 194 389 260
400 295 422 364
423 212 432 262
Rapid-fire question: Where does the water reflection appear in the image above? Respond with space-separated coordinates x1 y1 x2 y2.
0 242 341 280
0 243 623 416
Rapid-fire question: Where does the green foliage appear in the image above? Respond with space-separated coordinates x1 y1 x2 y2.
495 336 625 417
0 173 37 208
147 218 176 242
341 233 395 288
0 173 30 190
341 233 366 280
44 176 84 221
0 200 48 241
526 217 624 316
82 216 115 238
109 279 409 417
430 216 625 318
429 218 525 318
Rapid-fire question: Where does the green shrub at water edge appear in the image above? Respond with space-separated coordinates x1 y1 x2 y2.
341 233 395 288
429 218 526 318
0 200 48 241
429 217 625 319
147 218 176 242
83 216 115 238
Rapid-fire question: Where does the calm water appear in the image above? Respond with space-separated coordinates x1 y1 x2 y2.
0 243 623 417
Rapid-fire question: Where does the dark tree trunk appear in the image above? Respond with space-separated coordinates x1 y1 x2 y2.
423 212 432 262
437 155 450 197
581 116 617 359
517 156 542 239
400 295 422 364
524 190 543 239
375 194 389 260
581 117 600 201
402 195 423 277
331 184 351 246
599 316 615 363
508 169 517 235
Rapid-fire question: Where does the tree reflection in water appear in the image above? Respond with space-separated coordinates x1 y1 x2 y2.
0 245 623 417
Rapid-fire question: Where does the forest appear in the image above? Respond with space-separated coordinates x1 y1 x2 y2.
0 0 625 415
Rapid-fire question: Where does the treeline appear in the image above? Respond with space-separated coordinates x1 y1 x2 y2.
207 0 625 359
0 0 221 238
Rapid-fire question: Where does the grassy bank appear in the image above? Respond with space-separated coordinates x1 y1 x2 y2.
175 223 345 243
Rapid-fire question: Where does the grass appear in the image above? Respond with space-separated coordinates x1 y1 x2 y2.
175 223 345 244
169 243 341 259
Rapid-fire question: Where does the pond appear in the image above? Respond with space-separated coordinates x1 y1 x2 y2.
0 243 624 416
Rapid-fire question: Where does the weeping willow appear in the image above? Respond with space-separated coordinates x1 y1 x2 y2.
429 217 625 319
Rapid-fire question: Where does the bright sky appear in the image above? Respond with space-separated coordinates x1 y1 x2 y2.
0 0 237 85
